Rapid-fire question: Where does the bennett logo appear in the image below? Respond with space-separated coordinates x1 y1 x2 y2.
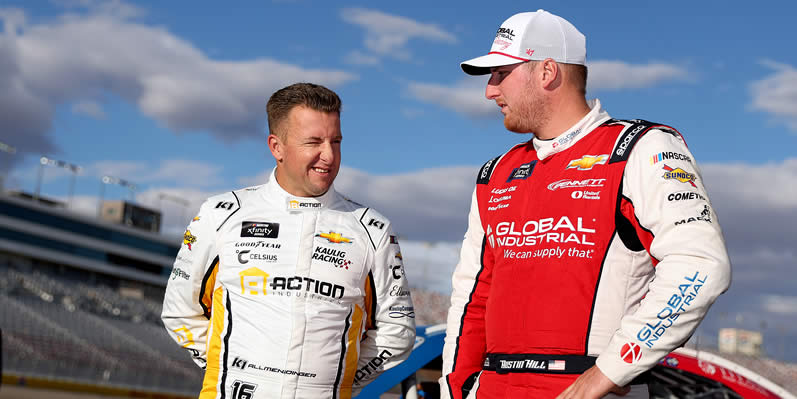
241 221 279 238
567 154 608 171
662 164 697 187
620 342 642 364
547 178 606 191
506 161 536 182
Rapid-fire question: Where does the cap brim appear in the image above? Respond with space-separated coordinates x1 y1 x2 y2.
460 53 526 75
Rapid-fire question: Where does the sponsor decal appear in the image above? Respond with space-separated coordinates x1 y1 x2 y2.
620 342 643 364
547 178 606 191
674 205 712 225
235 241 281 249
667 191 706 202
315 231 353 244
498 359 548 371
495 27 515 39
660 356 679 368
548 360 566 371
288 199 322 210
389 235 399 244
478 156 500 185
391 265 404 280
650 151 692 165
231 358 316 378
240 221 279 238
487 203 510 212
571 190 601 200
171 267 190 280
525 48 534 57
552 128 582 149
237 250 277 264
354 350 393 385
238 267 345 301
493 38 512 51
698 360 717 375
615 124 646 157
183 230 196 250
662 164 697 187
506 161 537 182
192 216 200 222
491 186 517 195
173 326 195 348
367 218 385 230
488 194 511 203
215 201 234 210
388 305 415 318
312 246 353 269
394 252 403 260
636 271 707 348
231 381 257 399
489 216 596 248
566 154 609 171
390 285 411 297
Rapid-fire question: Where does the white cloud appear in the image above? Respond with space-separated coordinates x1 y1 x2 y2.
406 61 688 118
72 100 105 119
750 60 797 132
0 5 356 171
587 60 689 91
407 76 496 118
341 7 455 62
702 158 797 210
344 50 381 66
89 159 225 188
762 295 797 315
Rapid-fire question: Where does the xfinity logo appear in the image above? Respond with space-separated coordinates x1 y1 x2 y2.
240 221 279 238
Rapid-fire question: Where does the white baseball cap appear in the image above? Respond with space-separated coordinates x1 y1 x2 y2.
461 10 586 75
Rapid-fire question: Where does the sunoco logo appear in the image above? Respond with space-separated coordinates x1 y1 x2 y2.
662 164 697 187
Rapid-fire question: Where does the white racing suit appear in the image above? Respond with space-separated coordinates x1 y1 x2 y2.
162 171 415 399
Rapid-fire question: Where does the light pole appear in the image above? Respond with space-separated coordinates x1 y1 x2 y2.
98 175 138 217
35 156 82 206
0 141 17 193
158 193 191 224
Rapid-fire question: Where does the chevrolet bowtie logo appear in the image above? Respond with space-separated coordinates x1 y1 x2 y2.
567 154 609 171
315 231 353 244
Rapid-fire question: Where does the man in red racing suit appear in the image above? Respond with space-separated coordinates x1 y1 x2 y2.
440 10 731 399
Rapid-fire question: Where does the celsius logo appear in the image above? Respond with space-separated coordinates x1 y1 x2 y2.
620 342 642 364
547 178 606 191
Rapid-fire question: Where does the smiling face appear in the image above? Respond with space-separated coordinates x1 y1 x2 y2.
268 105 342 197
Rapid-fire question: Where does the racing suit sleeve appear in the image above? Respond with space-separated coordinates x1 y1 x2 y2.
161 200 219 369
440 188 493 399
353 222 416 394
595 129 732 385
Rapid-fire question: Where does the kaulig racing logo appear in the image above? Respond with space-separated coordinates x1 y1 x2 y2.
487 216 596 248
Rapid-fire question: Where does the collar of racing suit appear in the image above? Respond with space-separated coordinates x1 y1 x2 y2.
263 168 338 211
532 98 612 160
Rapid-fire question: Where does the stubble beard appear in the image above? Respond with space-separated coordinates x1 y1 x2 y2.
504 77 551 135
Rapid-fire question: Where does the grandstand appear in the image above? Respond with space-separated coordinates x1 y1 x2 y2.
2 192 796 398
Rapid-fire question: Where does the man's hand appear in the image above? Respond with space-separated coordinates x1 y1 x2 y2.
555 366 629 399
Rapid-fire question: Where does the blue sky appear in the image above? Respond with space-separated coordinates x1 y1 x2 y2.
1 1 796 362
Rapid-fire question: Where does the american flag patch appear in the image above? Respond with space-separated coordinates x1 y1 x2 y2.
548 360 566 371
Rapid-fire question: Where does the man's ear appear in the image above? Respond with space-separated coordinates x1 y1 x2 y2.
267 134 283 163
540 58 561 90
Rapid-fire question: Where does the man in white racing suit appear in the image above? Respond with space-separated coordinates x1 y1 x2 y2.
440 10 731 399
162 83 415 399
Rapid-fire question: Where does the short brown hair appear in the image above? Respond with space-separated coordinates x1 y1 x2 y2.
525 61 587 95
267 83 342 138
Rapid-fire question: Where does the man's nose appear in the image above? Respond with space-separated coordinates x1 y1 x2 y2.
320 142 335 161
485 82 500 100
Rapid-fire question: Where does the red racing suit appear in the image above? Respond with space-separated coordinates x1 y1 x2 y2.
440 100 731 398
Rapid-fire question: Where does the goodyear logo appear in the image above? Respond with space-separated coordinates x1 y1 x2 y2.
315 231 353 244
662 164 697 187
183 230 196 250
567 154 608 171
